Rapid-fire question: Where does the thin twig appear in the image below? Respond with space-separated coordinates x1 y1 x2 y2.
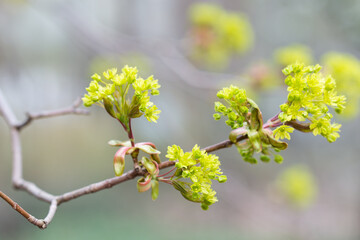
0 191 47 229
16 98 89 131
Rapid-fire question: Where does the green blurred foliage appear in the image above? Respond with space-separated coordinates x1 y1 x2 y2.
275 165 317 209
321 52 360 118
274 44 314 67
188 3 254 69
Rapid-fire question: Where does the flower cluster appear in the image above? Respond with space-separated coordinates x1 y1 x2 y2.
82 66 161 124
322 52 360 117
214 85 287 164
277 63 346 142
275 165 317 209
213 85 248 129
166 144 227 210
188 3 253 68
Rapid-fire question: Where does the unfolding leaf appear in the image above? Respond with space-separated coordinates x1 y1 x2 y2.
247 98 263 130
141 157 157 175
137 175 152 192
108 140 131 147
264 132 288 150
151 180 159 200
150 154 161 164
113 146 132 176
136 144 161 154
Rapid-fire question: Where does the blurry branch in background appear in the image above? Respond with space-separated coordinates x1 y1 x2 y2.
45 3 240 90
0 87 246 229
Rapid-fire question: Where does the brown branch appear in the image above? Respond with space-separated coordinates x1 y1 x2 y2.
54 136 250 204
56 169 139 205
0 88 90 229
16 98 89 131
0 86 249 229
0 191 47 229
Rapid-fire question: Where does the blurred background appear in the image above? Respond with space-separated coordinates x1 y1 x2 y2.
0 0 360 239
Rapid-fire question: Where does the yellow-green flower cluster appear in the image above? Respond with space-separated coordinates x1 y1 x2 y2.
189 3 253 68
322 52 360 117
277 63 346 142
276 165 317 209
166 144 227 210
274 44 313 66
82 65 161 123
213 85 248 129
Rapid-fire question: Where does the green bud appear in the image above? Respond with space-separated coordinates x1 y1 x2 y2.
214 101 226 112
218 175 227 183
260 155 270 163
213 113 221 120
103 97 116 118
239 106 249 114
280 103 289 112
284 76 293 86
201 203 209 210
245 156 257 164
274 154 284 164
91 73 101 81
216 91 225 99
228 112 237 121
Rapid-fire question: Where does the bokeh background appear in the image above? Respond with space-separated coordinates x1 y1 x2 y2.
0 0 360 239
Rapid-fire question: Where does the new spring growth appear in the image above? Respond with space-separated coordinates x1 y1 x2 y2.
166 144 227 210
214 63 346 165
109 140 161 176
82 65 161 129
214 85 287 164
277 63 346 142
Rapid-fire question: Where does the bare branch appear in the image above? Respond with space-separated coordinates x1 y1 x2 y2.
16 98 89 131
0 88 90 228
56 169 139 205
0 191 48 229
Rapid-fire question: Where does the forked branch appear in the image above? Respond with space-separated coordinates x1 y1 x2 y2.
0 88 247 229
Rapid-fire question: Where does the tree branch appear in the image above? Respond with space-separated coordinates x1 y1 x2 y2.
16 97 89 131
0 191 48 229
0 87 248 229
